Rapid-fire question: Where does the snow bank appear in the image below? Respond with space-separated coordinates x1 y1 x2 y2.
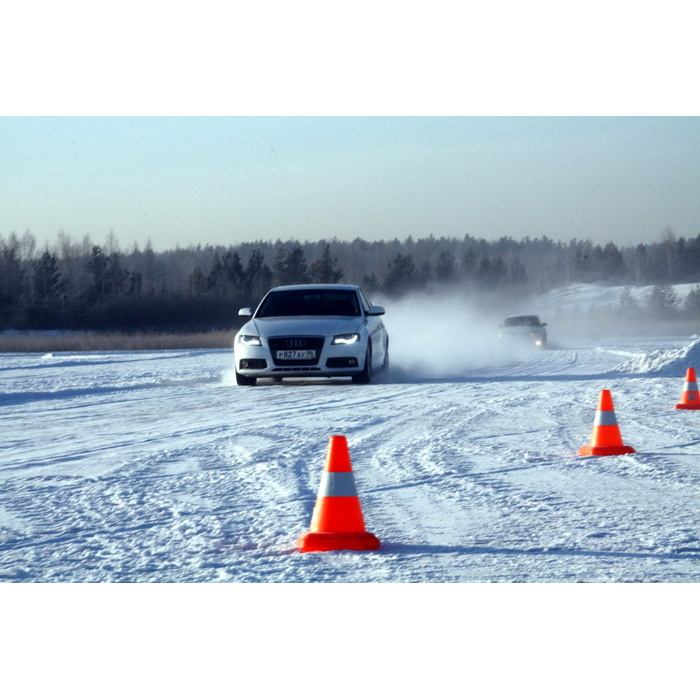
537 282 699 315
612 336 700 376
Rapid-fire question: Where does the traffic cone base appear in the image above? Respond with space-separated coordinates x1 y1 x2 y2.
296 531 380 552
579 389 635 457
675 368 700 409
579 444 636 456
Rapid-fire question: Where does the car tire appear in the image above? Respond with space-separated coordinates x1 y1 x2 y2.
352 343 372 384
380 338 389 372
235 371 257 386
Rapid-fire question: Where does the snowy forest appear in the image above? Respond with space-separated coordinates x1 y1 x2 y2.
1 227 700 332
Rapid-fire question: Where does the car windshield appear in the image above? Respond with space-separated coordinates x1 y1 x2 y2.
504 315 541 327
256 289 361 317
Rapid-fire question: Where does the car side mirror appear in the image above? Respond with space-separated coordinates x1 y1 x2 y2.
238 307 252 316
367 305 385 316
541 322 548 327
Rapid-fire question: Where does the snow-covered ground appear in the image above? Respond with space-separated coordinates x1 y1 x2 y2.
1 300 698 583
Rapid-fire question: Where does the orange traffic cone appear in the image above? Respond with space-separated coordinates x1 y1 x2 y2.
579 389 636 456
297 435 380 552
675 368 700 410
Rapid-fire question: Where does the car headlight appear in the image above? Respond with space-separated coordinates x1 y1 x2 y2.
238 335 262 346
332 333 361 345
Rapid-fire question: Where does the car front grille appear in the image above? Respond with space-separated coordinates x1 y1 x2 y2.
268 336 325 366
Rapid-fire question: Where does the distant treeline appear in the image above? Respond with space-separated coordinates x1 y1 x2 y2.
2 228 700 331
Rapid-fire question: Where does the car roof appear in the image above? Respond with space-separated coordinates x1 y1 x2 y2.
269 284 361 292
504 315 541 323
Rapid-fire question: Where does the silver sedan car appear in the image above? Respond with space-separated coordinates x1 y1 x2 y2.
233 284 389 385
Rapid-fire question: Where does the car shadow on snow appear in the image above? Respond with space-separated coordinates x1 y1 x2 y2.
380 542 700 562
379 368 656 385
242 369 656 388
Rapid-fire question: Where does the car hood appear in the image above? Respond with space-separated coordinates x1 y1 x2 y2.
243 316 364 338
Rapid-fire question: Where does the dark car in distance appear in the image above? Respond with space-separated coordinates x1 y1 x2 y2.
498 315 548 348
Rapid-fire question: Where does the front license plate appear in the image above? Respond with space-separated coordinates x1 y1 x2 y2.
276 349 316 360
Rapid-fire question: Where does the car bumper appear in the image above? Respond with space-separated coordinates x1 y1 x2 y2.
234 342 367 378
498 332 546 346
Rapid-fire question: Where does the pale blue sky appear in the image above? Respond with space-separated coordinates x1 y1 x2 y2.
2 116 698 251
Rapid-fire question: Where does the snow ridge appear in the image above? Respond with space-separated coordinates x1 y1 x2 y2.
612 336 700 376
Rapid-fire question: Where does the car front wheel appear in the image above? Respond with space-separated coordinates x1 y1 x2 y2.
235 371 257 386
380 338 389 372
352 344 372 384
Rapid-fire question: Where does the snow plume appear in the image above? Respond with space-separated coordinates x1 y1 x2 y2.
377 290 535 380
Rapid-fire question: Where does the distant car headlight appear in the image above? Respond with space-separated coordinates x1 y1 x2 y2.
238 335 262 346
332 333 361 345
